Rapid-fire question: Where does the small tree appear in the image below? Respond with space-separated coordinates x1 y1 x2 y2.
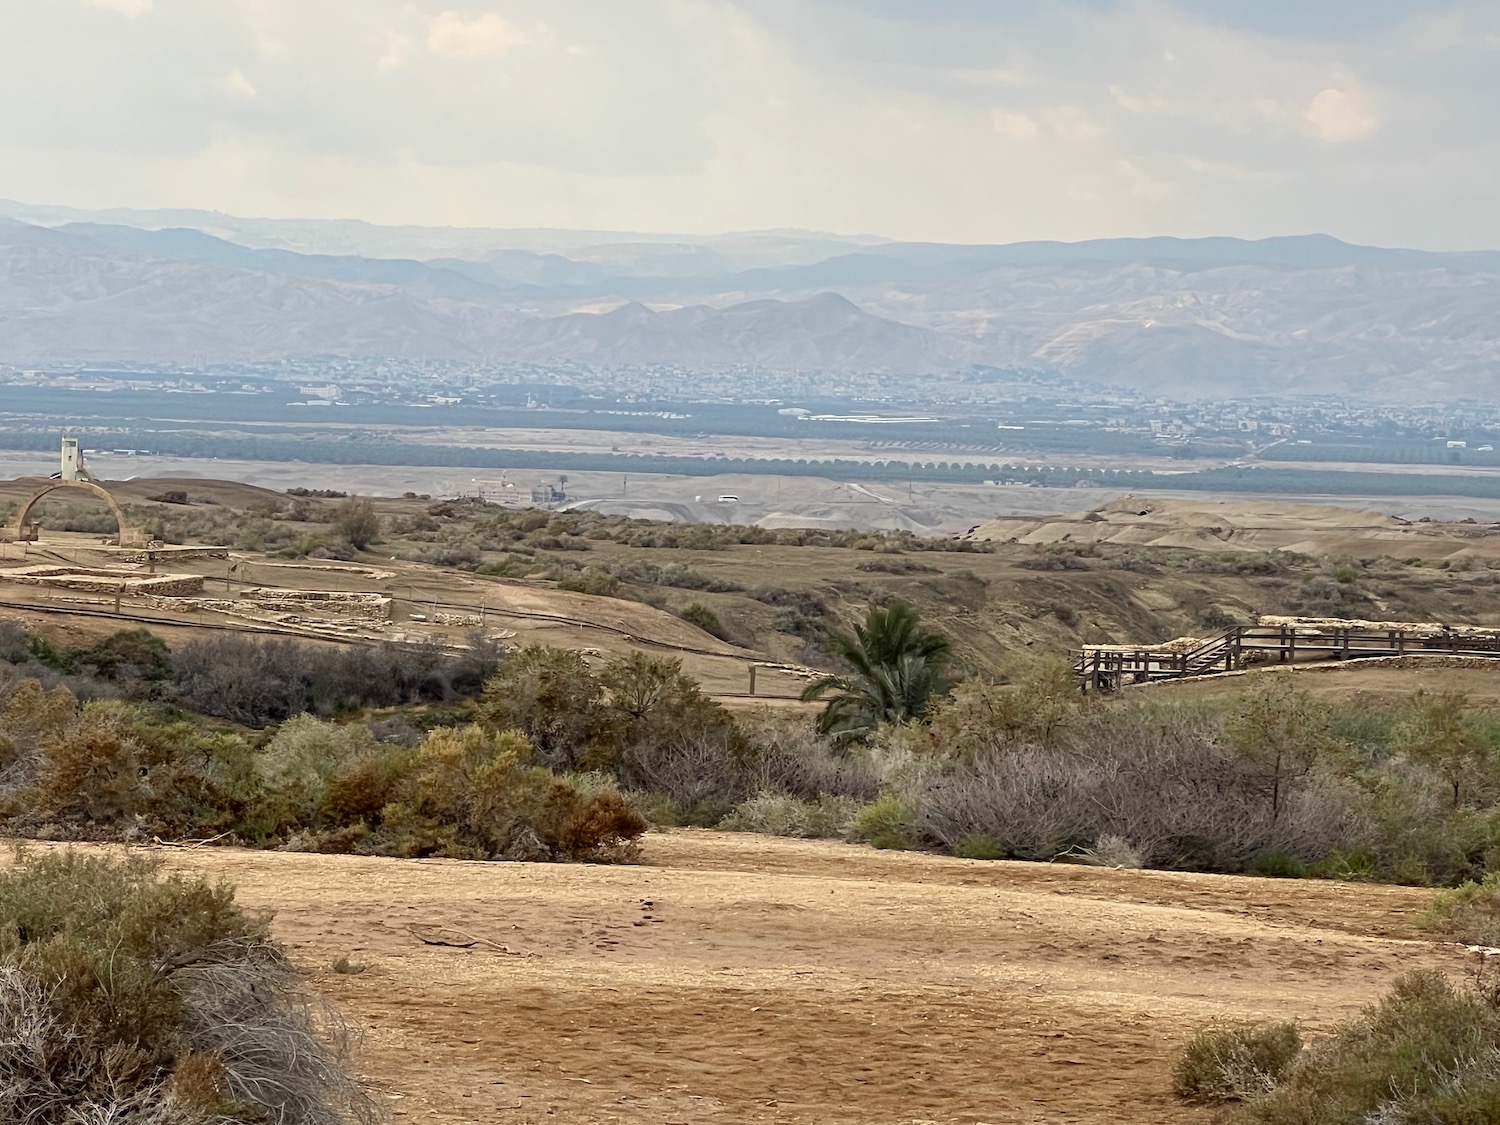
478 645 615 771
923 653 1080 757
600 651 753 811
1224 676 1338 822
332 497 381 551
801 599 953 742
1397 690 1492 809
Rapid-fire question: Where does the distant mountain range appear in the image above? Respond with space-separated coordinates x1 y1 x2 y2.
2 199 1499 400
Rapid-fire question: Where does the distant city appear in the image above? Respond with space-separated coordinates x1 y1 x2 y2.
4 358 1500 460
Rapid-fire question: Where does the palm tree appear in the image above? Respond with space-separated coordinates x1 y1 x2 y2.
801 599 953 741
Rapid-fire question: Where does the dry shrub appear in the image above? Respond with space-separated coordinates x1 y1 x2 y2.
0 675 642 865
319 747 414 827
1214 971 1500 1123
909 700 1365 871
172 635 492 726
1174 1023 1302 1104
923 656 1081 753
1429 872 1500 947
0 849 379 1125
4 699 239 840
478 646 615 771
0 677 77 788
1076 834 1146 869
480 646 762 822
357 725 646 862
737 709 881 802
720 792 864 838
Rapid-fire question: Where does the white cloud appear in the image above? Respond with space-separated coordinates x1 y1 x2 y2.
0 1 1495 248
221 70 257 98
1181 156 1275 183
991 109 1038 140
378 31 412 71
426 11 530 59
1040 106 1105 143
1302 85 1380 143
86 0 152 16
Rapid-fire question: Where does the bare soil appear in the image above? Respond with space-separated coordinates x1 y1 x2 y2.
1129 662 1500 709
11 479 1500 690
17 831 1460 1125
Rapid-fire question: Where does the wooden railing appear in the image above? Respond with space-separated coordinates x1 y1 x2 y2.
1074 620 1500 692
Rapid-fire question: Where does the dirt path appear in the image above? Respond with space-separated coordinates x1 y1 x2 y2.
28 832 1463 1125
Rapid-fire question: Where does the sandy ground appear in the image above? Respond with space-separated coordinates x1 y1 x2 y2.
28 831 1462 1125
972 493 1500 559
1128 661 1500 709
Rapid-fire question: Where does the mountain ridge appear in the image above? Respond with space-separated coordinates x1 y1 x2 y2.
3 207 1500 399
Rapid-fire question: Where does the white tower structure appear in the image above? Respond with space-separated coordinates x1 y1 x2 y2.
60 436 91 482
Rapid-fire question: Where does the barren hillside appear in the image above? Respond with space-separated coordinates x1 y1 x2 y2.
8 480 1500 685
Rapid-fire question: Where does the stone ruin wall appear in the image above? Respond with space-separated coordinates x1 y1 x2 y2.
236 587 392 622
1 566 204 597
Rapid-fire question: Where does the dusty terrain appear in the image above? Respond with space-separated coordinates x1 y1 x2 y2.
12 478 1500 689
18 831 1457 1125
1 479 1492 1122
1129 660 1500 709
972 493 1500 558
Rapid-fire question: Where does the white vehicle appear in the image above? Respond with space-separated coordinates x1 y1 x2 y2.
717 494 740 503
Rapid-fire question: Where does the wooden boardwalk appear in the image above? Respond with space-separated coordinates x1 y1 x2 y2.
1075 618 1500 692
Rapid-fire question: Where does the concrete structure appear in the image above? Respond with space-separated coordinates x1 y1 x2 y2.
60 436 89 482
2 437 150 548
3 479 150 548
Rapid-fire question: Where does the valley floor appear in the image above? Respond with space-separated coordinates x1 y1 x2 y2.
14 830 1462 1125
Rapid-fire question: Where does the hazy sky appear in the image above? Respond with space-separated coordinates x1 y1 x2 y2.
2 0 1497 247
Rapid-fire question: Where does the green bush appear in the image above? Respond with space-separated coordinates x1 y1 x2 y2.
953 833 1005 860
1305 849 1380 882
676 602 734 642
1250 851 1307 879
855 558 939 575
555 567 620 597
849 794 920 850
1428 872 1500 947
1173 1022 1302 1104
332 496 381 550
720 792 862 838
355 725 647 862
0 677 646 865
1215 972 1500 1123
0 849 377 1124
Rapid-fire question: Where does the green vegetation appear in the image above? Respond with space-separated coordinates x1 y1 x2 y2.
847 794 920 850
0 621 499 721
1178 972 1500 1122
676 601 735 642
15 422 1500 497
0 849 376 1124
1428 872 1500 947
0 625 645 862
331 496 382 551
890 674 1500 884
800 599 953 740
1173 1022 1302 1105
13 597 1500 889
0 678 644 861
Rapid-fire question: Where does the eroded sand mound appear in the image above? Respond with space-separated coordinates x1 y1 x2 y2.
970 493 1495 558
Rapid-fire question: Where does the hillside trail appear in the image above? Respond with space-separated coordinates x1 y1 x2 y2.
23 831 1464 1124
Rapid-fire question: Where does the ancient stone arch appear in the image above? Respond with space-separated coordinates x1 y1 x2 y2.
5 480 149 548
